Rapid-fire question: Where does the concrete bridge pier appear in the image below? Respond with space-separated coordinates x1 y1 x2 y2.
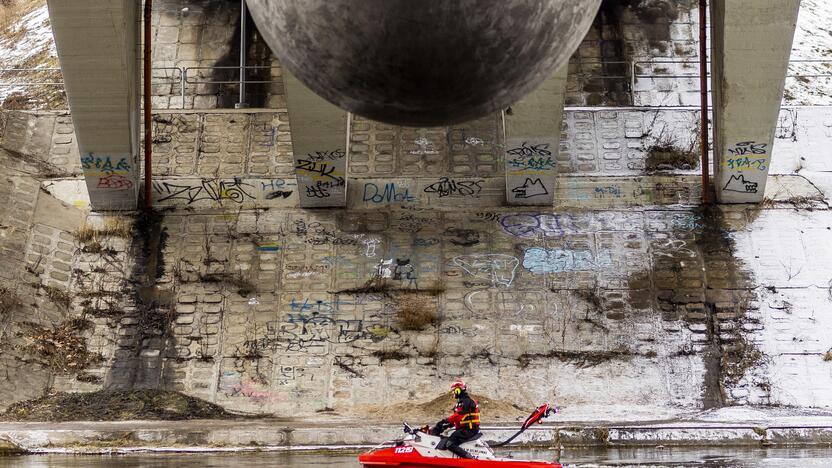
710 0 801 203
47 0 141 210
283 71 349 208
503 65 568 206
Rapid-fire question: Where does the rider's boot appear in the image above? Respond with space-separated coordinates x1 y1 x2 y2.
448 445 474 459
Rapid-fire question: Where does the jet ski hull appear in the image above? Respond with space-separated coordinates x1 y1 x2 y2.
359 447 562 467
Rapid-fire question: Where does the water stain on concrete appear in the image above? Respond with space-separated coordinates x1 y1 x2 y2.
210 0 277 108
105 211 175 390
626 205 765 409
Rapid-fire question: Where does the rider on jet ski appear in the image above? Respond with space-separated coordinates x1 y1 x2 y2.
431 379 481 459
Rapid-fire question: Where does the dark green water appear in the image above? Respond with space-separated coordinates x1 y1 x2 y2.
2 447 832 467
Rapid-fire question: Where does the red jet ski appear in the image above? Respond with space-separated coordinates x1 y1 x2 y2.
359 403 562 468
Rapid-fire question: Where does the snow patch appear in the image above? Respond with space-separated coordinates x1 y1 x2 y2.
787 0 832 105
0 4 58 101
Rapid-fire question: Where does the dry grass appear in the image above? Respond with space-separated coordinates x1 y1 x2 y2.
0 0 47 62
394 294 437 331
760 195 824 210
722 344 765 387
1 93 30 110
18 319 102 374
74 217 133 244
824 350 832 362
0 0 44 34
645 143 699 171
0 0 65 120
41 284 72 308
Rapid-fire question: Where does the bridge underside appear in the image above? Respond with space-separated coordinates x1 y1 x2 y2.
45 0 800 210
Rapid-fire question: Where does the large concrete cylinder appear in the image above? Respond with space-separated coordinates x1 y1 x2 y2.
246 0 601 127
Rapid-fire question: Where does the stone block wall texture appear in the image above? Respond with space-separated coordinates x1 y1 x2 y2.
8 108 831 419
150 0 284 110
0 112 87 407
569 0 702 106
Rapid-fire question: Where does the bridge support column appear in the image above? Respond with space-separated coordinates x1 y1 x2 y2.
284 71 349 208
503 65 567 206
47 0 141 210
710 0 801 203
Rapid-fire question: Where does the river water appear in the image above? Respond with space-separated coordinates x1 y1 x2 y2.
2 447 832 467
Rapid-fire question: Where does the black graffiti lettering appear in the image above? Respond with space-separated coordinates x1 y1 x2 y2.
294 159 340 180
444 227 480 247
305 149 346 161
265 190 293 200
306 184 331 198
154 178 255 204
506 142 552 158
242 315 376 353
723 174 759 194
511 178 549 199
423 177 483 198
727 141 768 156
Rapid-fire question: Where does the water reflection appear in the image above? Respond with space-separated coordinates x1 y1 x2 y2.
1 447 832 467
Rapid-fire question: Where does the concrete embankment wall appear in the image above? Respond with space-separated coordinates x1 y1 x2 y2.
2 107 831 422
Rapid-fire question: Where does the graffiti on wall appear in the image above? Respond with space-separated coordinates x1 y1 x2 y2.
260 178 296 200
423 178 483 198
452 254 519 287
410 137 439 155
507 142 553 159
444 227 480 247
295 160 341 180
723 174 759 194
511 178 549 199
83 153 135 193
153 178 256 204
151 177 296 205
724 141 769 172
376 258 418 287
219 370 278 403
499 213 578 239
242 314 380 355
81 154 131 176
363 182 418 204
522 247 613 274
505 140 557 205
96 174 134 191
295 149 347 206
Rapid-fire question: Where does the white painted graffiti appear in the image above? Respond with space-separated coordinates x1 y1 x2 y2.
410 137 438 155
453 254 520 287
363 237 381 257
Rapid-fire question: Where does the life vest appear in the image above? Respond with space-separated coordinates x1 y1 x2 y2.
450 396 480 430
460 403 481 429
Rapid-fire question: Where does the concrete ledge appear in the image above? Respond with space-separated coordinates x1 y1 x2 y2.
608 427 764 446
766 427 832 445
2 421 832 453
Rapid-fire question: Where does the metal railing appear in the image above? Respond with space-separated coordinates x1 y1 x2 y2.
0 65 283 110
630 58 832 106
149 65 283 109
0 67 64 87
3 59 832 110
633 58 832 81
0 68 67 110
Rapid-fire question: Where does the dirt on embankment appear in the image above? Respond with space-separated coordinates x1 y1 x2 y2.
363 392 528 424
2 390 233 422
